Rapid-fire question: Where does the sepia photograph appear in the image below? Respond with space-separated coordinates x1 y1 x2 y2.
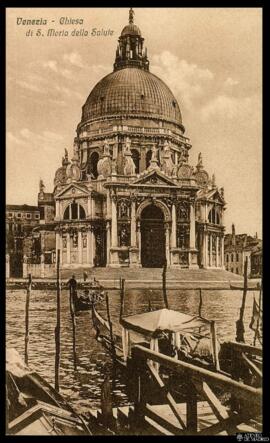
6 6 263 436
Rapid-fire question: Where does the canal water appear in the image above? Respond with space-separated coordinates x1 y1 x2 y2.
6 288 259 413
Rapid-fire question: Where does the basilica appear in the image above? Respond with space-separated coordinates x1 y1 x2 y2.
36 9 226 270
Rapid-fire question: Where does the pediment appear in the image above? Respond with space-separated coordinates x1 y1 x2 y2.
55 183 90 199
132 170 177 187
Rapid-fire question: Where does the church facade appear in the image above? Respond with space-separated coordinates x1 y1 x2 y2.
37 9 226 270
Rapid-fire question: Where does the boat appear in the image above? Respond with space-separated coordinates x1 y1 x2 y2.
6 348 92 435
92 305 221 372
70 280 105 313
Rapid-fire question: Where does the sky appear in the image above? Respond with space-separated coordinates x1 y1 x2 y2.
6 7 262 237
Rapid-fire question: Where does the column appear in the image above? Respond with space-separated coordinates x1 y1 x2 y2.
106 222 111 265
69 205 72 220
221 236 224 268
55 200 60 219
59 235 63 264
78 230 82 264
209 234 212 267
130 200 136 246
106 190 111 218
216 236 219 268
111 197 118 247
165 224 170 265
87 196 91 218
67 232 71 264
56 231 60 253
87 230 93 265
141 146 146 171
204 203 208 222
91 230 96 265
91 196 95 218
171 203 177 248
6 254 10 279
137 221 141 264
204 231 208 268
189 202 196 249
175 151 179 167
40 254 45 278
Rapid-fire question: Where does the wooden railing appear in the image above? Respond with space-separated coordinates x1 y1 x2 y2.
130 345 262 435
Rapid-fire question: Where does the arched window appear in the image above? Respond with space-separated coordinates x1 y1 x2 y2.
146 150 152 169
236 253 239 262
208 208 220 224
226 254 229 262
231 253 234 262
63 203 86 220
208 208 215 223
131 149 140 174
88 152 99 179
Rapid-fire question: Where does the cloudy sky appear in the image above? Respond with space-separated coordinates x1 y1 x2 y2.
6 7 262 237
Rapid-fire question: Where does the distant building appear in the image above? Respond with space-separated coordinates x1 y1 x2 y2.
6 204 40 277
250 246 262 278
224 224 262 276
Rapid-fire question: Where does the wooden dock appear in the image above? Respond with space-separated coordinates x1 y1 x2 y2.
86 342 262 436
88 401 262 436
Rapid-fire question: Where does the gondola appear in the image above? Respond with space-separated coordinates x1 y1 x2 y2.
70 280 105 314
6 349 92 435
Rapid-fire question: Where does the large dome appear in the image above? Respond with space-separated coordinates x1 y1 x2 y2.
81 67 182 127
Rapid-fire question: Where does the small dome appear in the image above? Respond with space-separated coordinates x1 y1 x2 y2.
121 24 141 37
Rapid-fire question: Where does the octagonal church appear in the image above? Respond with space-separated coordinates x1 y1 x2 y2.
36 9 226 270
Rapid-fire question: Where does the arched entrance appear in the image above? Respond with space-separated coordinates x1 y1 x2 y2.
141 204 165 268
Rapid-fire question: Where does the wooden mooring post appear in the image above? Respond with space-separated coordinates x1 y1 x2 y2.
69 278 77 371
55 249 61 392
162 259 169 309
24 273 32 366
236 257 248 343
105 292 116 362
119 278 125 320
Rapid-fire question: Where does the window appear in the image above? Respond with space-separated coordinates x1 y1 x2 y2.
35 214 40 219
39 207 45 220
88 152 99 179
236 268 239 274
26 213 31 219
131 149 140 174
8 212 12 218
226 254 229 262
63 203 86 220
236 253 239 262
208 208 220 224
231 268 234 273
17 213 21 218
231 253 234 262
146 150 152 169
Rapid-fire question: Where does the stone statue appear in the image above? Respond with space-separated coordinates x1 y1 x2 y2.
148 145 160 171
123 139 136 175
161 142 174 176
179 150 187 165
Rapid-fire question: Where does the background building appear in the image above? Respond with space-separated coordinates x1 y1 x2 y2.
224 224 262 276
6 204 40 277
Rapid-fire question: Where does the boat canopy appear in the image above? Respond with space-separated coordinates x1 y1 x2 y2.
120 308 211 338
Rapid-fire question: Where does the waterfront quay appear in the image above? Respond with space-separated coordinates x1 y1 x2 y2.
6 268 260 291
